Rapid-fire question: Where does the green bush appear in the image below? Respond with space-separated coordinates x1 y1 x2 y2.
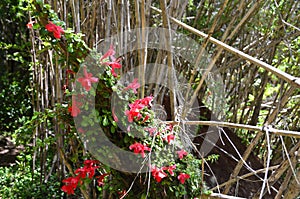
0 73 32 132
0 154 63 199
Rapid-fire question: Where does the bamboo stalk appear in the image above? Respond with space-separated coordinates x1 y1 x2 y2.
210 165 280 191
183 0 229 117
140 0 147 98
150 3 300 194
159 0 176 120
282 164 300 198
164 120 300 138
253 142 300 198
150 6 300 89
223 87 296 194
274 164 293 199
200 193 246 199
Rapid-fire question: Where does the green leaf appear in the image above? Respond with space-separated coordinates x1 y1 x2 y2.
110 126 116 133
102 116 109 126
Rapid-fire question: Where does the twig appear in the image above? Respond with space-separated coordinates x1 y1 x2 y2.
150 6 300 89
200 193 246 199
164 121 300 138
258 127 271 199
159 0 176 120
210 165 280 191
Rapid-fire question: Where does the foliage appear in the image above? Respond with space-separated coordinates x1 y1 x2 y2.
0 0 32 132
60 46 210 198
0 153 63 198
0 73 32 132
1 0 299 198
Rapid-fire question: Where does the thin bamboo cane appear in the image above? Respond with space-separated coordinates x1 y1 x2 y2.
151 6 300 195
253 142 300 198
183 0 230 116
151 6 300 89
160 0 176 120
210 165 280 191
140 0 147 98
282 164 300 199
164 120 300 138
200 193 246 199
223 86 296 194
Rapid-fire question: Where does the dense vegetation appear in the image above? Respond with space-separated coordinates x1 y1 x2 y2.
0 0 299 198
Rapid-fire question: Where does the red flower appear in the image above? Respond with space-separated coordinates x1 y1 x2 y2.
66 69 75 75
77 67 99 91
164 134 175 144
112 107 119 122
151 166 168 183
145 127 157 136
26 21 35 29
165 124 173 131
177 173 190 184
140 96 153 106
100 45 116 61
129 99 146 110
103 61 121 77
45 21 64 39
129 142 151 158
75 160 100 179
162 164 176 176
118 189 127 198
140 115 149 124
61 159 100 195
68 95 82 117
96 173 109 186
177 149 188 160
124 78 140 94
125 108 142 123
100 45 121 77
84 159 100 167
78 128 86 133
125 96 153 123
61 176 81 195
74 167 88 179
75 166 99 179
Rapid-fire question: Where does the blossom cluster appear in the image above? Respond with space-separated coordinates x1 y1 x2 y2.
125 96 153 123
45 21 64 39
151 165 190 184
150 148 189 184
128 138 190 184
66 46 123 118
31 15 202 197
129 142 151 158
100 45 122 77
61 160 109 195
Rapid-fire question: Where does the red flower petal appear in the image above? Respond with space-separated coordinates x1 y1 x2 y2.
177 149 188 160
124 78 140 94
178 173 190 184
129 142 151 158
96 173 109 186
151 165 168 183
45 21 64 39
112 107 119 122
77 67 99 91
100 45 116 61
